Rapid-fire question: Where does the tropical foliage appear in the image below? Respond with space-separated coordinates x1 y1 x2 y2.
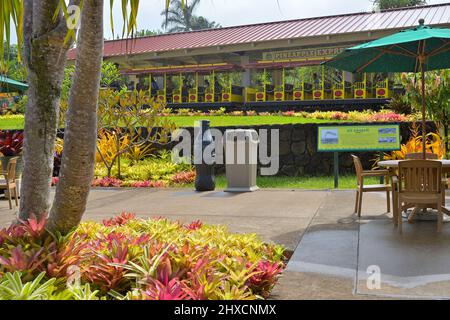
161 0 221 33
0 214 285 300
382 123 445 160
373 0 427 10
96 89 177 178
93 151 194 187
401 70 450 155
0 130 23 156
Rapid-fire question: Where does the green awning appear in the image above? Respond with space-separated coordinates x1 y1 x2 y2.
0 75 28 92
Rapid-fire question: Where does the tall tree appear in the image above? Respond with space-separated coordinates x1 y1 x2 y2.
20 0 78 221
47 0 105 233
1 0 147 234
373 0 427 10
161 0 220 33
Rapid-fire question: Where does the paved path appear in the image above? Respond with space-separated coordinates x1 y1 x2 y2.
0 188 449 300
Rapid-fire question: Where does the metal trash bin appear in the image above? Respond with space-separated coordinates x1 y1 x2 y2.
224 129 259 193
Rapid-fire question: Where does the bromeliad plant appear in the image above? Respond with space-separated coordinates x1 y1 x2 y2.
0 213 286 300
0 131 23 157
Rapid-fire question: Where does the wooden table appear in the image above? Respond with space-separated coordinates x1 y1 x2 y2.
378 160 450 216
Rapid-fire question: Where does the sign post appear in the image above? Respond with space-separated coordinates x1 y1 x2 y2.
317 124 401 189
334 152 339 189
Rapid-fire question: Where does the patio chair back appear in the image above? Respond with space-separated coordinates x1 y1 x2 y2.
5 158 17 184
405 153 438 160
398 160 442 194
351 155 363 185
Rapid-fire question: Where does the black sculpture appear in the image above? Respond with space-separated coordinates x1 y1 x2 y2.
194 120 216 191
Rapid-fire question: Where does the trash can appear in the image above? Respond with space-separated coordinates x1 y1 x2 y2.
224 129 259 193
194 120 216 191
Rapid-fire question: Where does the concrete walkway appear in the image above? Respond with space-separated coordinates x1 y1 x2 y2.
0 188 449 299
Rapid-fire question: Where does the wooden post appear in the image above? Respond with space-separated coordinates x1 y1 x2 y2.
420 55 427 160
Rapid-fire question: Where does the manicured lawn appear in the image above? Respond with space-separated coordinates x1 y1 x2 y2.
0 116 24 130
0 115 337 130
166 115 337 127
187 175 379 190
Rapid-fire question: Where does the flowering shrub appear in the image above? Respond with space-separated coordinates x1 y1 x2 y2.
0 214 286 300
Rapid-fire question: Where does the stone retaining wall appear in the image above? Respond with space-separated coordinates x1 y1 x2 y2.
159 122 436 176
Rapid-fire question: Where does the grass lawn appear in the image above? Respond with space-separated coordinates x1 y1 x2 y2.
0 115 337 130
0 117 24 130
186 175 380 190
165 115 337 127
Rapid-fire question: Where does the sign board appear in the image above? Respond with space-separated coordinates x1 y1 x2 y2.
262 46 349 62
317 124 401 152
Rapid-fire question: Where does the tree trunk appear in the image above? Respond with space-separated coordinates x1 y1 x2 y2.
48 0 104 234
19 1 73 221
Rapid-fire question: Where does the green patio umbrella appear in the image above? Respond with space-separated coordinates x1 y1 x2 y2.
325 19 450 159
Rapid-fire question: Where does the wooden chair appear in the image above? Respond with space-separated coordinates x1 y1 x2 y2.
0 157 19 210
405 153 438 160
405 153 446 218
352 155 391 217
394 160 444 232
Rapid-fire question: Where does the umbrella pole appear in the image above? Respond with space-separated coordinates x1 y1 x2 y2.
420 60 427 160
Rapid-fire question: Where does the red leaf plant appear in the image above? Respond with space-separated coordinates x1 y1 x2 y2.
0 246 49 281
102 212 136 227
18 213 48 240
170 171 196 185
46 233 89 279
92 177 123 188
184 220 203 231
246 260 284 298
141 258 192 301
143 277 191 300
0 131 24 156
82 233 132 293
128 180 167 188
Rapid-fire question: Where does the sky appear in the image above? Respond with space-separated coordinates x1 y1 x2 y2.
104 0 450 39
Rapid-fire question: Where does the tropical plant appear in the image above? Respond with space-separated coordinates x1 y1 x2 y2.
401 70 450 156
373 0 427 10
385 94 413 115
0 130 23 156
0 271 102 300
382 123 445 161
100 62 123 88
161 0 220 33
96 89 176 178
0 213 285 300
134 29 163 37
0 272 57 300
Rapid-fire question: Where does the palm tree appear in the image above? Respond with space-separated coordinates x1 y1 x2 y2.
373 0 427 10
161 0 221 33
191 16 221 30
